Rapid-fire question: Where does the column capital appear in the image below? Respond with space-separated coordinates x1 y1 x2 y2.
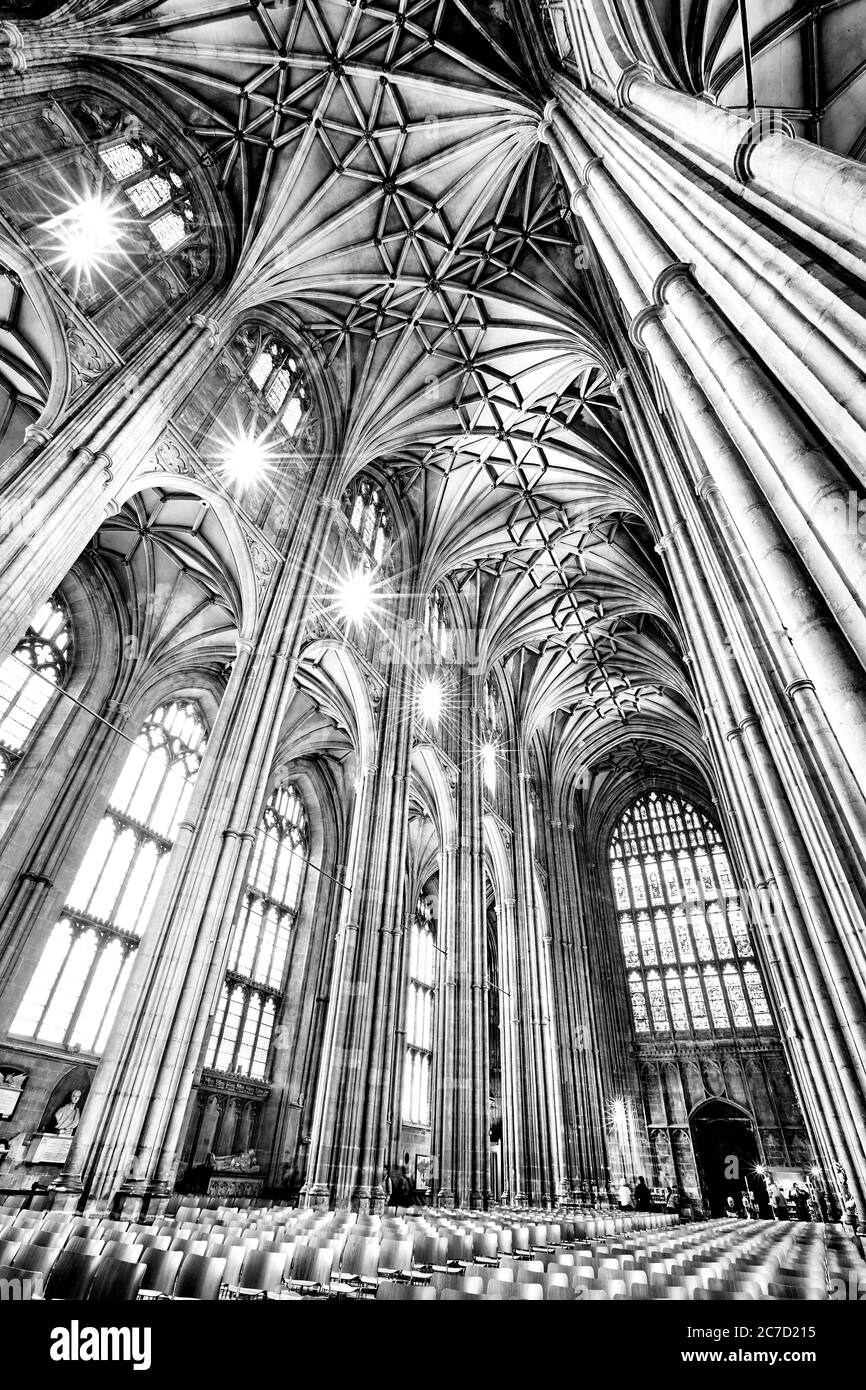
609 367 631 398
654 520 685 554
0 22 27 73
536 98 558 145
652 261 694 309
786 678 816 699
628 304 661 351
103 697 133 721
188 312 223 346
614 62 655 108
223 826 256 843
23 423 52 445
695 472 720 500
733 114 796 184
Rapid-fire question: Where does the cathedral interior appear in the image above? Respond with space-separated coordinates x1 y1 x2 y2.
1 0 866 1305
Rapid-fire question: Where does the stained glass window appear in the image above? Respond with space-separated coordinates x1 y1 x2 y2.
98 138 196 255
0 593 71 783
703 968 730 1029
11 699 207 1051
424 588 450 660
403 893 436 1126
343 476 390 574
629 975 650 1032
609 791 776 1038
743 962 772 1026
665 971 689 1031
205 783 308 1080
684 969 709 1030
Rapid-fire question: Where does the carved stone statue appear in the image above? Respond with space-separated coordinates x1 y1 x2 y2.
210 1146 259 1173
53 1088 83 1136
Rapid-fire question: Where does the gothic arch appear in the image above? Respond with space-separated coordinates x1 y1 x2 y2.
113 472 258 642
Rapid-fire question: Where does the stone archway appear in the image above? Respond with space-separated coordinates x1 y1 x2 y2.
690 1097 762 1218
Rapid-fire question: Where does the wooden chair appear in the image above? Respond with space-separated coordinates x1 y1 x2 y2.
138 1248 184 1300
88 1257 147 1302
44 1251 100 1300
172 1253 227 1301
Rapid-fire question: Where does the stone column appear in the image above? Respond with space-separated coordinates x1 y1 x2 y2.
610 352 866 1210
0 307 224 660
433 684 489 1209
537 803 608 1200
58 453 339 1213
507 757 564 1207
302 658 414 1211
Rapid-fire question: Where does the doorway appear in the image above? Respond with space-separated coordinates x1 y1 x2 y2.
689 1098 762 1217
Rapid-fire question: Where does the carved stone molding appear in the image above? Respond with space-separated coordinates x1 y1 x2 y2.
153 435 200 479
0 22 26 74
63 316 116 396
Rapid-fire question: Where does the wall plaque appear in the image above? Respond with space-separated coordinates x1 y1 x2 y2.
27 1133 73 1165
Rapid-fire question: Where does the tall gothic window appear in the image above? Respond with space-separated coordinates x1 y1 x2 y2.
343 476 390 573
175 324 320 510
484 674 500 731
246 335 309 437
0 593 71 783
609 791 773 1040
424 587 450 660
205 783 308 1080
403 892 436 1127
481 674 501 797
11 700 207 1051
0 94 210 348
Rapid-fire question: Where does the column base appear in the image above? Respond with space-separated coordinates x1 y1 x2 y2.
41 1184 85 1215
107 1181 172 1222
301 1182 332 1210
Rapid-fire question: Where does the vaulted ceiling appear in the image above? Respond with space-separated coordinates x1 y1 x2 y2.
545 0 866 162
21 0 703 794
644 0 866 158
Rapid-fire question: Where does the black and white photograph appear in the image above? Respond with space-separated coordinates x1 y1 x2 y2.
0 0 864 1371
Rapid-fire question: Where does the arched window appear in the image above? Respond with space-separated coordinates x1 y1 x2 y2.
11 699 207 1051
610 791 773 1040
403 892 436 1127
205 783 309 1080
0 593 71 783
481 674 502 797
175 324 319 507
0 93 209 350
484 674 500 731
424 587 450 660
342 476 390 573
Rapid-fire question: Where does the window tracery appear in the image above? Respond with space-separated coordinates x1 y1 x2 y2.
11 700 207 1051
403 892 436 1127
610 792 773 1038
205 783 308 1080
0 592 71 783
